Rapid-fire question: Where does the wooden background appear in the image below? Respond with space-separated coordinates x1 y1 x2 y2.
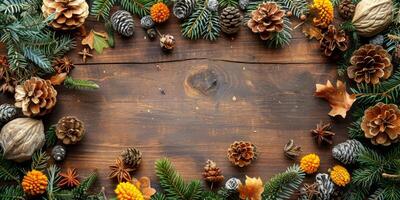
3 13 351 198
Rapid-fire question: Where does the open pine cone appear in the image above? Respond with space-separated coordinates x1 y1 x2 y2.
361 103 400 146
15 77 57 117
203 160 224 183
227 141 257 167
320 25 348 57
247 2 285 40
347 44 392 84
42 0 89 30
120 147 142 170
56 116 85 145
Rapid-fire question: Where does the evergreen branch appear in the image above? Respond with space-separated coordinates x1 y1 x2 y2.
31 149 49 171
64 76 100 90
275 0 309 18
0 185 25 200
46 165 61 200
22 47 53 73
0 0 30 14
151 193 167 200
0 155 21 183
71 171 98 199
185 181 203 200
91 0 116 20
120 0 155 17
262 164 305 200
219 0 238 8
348 120 364 139
45 125 58 148
265 17 292 48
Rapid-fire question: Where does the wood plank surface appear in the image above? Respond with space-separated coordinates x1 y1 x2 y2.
2 16 351 198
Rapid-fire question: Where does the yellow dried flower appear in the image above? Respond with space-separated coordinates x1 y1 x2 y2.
21 170 48 196
238 176 264 200
115 182 144 200
329 165 351 187
300 153 320 174
310 0 334 28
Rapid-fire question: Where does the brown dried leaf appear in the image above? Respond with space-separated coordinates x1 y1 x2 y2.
50 73 67 85
315 80 356 118
302 24 323 40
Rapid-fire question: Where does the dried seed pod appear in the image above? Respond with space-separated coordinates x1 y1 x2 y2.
52 145 67 162
283 139 302 159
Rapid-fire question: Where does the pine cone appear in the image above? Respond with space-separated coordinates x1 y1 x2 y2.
227 141 257 167
173 0 196 20
320 25 349 57
220 7 243 34
160 34 175 51
207 0 218 12
42 0 89 30
120 147 142 170
338 0 355 20
247 2 285 40
146 28 157 40
361 102 400 146
332 139 364 165
0 104 17 124
56 116 85 145
315 173 335 200
347 44 392 84
14 77 57 117
140 15 154 29
111 10 135 37
203 160 224 183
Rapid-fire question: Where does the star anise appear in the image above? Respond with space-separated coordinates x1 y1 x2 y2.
58 168 80 188
109 158 133 183
298 183 319 200
53 57 75 74
311 121 335 145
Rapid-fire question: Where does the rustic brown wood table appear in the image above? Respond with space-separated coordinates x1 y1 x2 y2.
2 16 350 197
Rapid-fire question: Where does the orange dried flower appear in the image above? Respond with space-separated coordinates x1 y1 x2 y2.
329 165 351 187
310 0 334 28
58 168 80 188
300 153 320 174
22 170 48 196
150 2 170 23
238 176 264 200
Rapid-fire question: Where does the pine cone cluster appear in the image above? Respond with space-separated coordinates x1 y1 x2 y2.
173 0 196 20
203 160 224 183
338 0 355 20
347 44 392 84
320 25 349 57
0 104 17 124
14 77 57 117
227 141 257 167
111 10 135 37
332 139 364 165
361 102 400 146
220 7 243 34
247 2 285 40
42 0 89 30
56 116 85 145
120 147 142 170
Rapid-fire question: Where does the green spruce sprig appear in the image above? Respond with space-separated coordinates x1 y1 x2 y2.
0 185 24 200
46 165 61 200
45 125 58 148
219 0 239 8
31 150 49 171
0 155 21 183
64 76 100 90
275 0 308 19
91 0 157 20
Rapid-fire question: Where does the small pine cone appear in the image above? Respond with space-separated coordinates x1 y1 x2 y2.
140 15 154 29
146 28 157 40
0 104 17 124
320 25 349 57
220 7 243 35
111 10 135 37
239 0 249 10
14 77 57 117
227 141 257 167
225 177 241 190
332 139 364 165
173 0 196 20
160 34 175 51
316 173 335 200
56 116 85 145
338 0 355 20
347 44 392 85
203 160 224 183
120 147 142 170
247 2 285 40
42 0 89 30
207 0 218 12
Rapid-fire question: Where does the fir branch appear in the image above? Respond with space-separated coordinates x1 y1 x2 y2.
348 120 364 139
31 149 49 171
219 0 238 8
275 0 309 19
46 165 61 200
265 17 292 48
0 155 21 183
0 185 25 200
119 0 155 17
262 164 305 200
45 125 58 148
64 76 100 90
151 193 167 200
71 171 98 200
0 0 30 14
91 0 116 20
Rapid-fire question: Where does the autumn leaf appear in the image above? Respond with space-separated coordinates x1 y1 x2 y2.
302 24 323 40
82 30 110 54
315 80 356 118
50 72 67 85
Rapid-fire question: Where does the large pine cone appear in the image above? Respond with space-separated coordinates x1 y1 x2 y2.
338 0 355 20
42 0 89 30
120 147 142 170
361 103 400 146
332 139 364 165
56 116 85 145
173 0 196 20
203 160 224 183
111 10 135 37
347 44 392 84
247 2 285 40
320 25 348 57
227 141 257 167
15 77 57 117
220 7 243 34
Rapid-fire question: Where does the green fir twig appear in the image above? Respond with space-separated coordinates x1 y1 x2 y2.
64 76 100 90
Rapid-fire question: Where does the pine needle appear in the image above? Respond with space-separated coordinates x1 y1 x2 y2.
0 155 21 183
64 76 100 90
91 0 116 20
31 149 49 171
0 185 24 200
45 125 58 148
219 0 238 8
275 0 309 19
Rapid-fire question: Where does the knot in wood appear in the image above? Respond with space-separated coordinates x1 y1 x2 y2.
184 65 219 97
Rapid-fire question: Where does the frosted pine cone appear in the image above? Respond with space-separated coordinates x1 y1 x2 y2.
140 15 154 29
173 0 196 19
0 104 17 124
332 139 364 165
316 173 335 200
111 10 135 37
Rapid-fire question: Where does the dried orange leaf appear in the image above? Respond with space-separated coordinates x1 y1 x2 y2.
50 72 67 85
303 24 323 40
82 29 109 54
315 80 356 118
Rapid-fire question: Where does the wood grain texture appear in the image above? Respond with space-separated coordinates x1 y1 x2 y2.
1 16 352 198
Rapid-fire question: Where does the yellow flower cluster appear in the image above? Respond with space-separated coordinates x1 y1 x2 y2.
21 170 48 196
115 182 144 200
300 153 320 174
311 0 334 28
329 165 351 187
